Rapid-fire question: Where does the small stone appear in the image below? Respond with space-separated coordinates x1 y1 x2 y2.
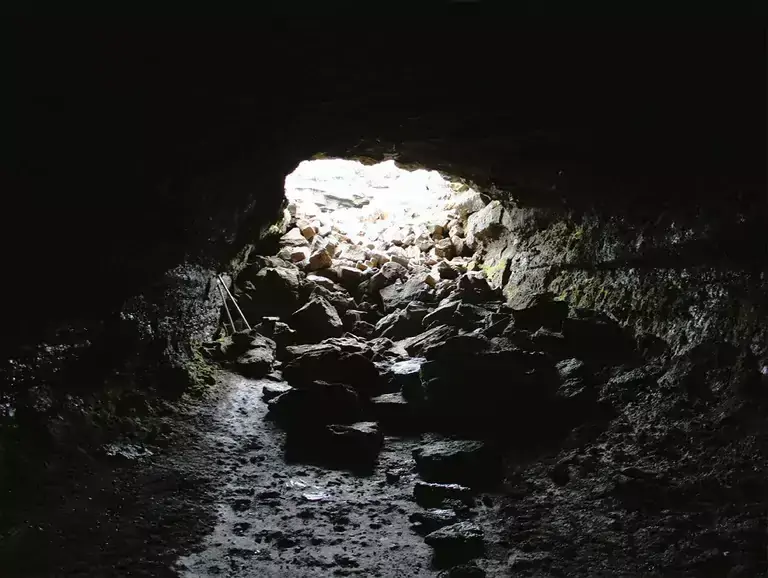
308 248 333 271
297 219 316 240
262 382 292 401
409 509 458 535
414 481 474 508
424 522 485 560
416 234 434 252
434 238 455 259
280 228 310 247
437 260 460 280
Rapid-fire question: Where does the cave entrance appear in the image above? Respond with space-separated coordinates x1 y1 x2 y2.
282 158 481 276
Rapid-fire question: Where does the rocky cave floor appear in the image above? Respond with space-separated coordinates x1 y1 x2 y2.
2 181 768 577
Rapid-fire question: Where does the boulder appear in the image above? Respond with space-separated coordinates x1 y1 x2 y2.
449 191 486 219
386 357 427 395
397 324 458 357
267 381 362 427
338 265 364 288
235 343 276 378
296 219 316 240
352 320 376 340
375 301 431 340
424 522 485 562
338 243 369 262
437 260 460 280
278 245 310 263
530 327 568 358
306 274 340 291
423 333 490 363
409 509 459 536
422 301 460 329
290 296 343 343
262 382 292 401
308 285 356 317
282 346 380 394
365 261 409 294
465 200 505 248
237 266 302 320
370 393 419 429
556 358 589 381
434 238 456 260
412 440 502 486
455 273 496 303
308 266 341 284
379 273 434 313
414 481 474 508
323 421 384 467
416 233 435 252
307 248 333 271
509 292 568 331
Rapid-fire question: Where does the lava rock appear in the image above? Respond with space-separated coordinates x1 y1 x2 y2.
350 320 375 338
379 273 434 312
375 301 431 340
510 291 568 331
556 358 589 381
282 346 380 394
370 393 419 430
414 481 474 508
465 200 506 248
562 309 636 363
364 261 408 294
387 357 426 395
397 324 458 357
235 343 276 378
449 191 486 219
262 382 292 401
434 238 456 260
422 301 460 329
323 421 384 467
455 273 496 304
290 296 343 343
409 508 458 535
237 267 302 320
280 228 310 247
278 245 311 263
424 522 485 561
412 440 501 486
437 260 460 280
307 248 333 271
267 381 362 427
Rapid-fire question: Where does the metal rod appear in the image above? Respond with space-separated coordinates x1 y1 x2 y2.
215 279 236 336
218 274 251 331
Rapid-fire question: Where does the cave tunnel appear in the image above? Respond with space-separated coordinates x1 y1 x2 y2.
4 17 768 578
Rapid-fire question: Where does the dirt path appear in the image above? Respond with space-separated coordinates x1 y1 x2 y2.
3 369 508 577
174 371 457 577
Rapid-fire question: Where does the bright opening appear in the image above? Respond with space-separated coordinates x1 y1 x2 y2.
283 158 488 278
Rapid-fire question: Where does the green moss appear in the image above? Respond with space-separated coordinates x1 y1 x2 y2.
481 258 508 279
183 345 217 396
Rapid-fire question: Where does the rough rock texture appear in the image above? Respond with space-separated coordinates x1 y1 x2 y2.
5 23 766 578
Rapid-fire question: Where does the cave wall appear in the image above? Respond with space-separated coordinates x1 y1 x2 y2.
9 20 765 360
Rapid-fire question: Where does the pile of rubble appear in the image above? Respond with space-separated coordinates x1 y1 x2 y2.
201 161 655 569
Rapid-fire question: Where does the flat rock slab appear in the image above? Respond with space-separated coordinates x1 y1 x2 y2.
414 481 474 508
409 508 458 535
412 440 502 487
425 522 485 565
261 382 292 401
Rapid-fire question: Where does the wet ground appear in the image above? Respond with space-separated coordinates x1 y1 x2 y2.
175 372 449 577
2 371 504 577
